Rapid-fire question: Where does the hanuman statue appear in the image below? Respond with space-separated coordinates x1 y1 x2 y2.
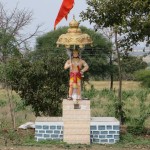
64 49 89 100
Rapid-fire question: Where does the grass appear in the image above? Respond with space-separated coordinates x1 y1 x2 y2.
85 81 141 90
0 81 150 149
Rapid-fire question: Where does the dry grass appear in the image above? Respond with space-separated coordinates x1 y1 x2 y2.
86 81 141 90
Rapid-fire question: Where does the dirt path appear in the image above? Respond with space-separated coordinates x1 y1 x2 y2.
0 145 150 150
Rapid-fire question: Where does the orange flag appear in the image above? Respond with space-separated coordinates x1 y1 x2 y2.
54 0 74 29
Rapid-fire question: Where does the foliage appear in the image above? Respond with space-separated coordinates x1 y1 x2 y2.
85 87 150 129
1 55 69 116
81 0 150 49
121 55 147 80
80 0 150 124
35 26 112 80
134 69 150 88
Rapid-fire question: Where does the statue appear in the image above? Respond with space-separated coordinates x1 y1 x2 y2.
64 49 89 100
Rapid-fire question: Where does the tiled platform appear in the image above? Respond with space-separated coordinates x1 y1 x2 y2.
35 100 120 144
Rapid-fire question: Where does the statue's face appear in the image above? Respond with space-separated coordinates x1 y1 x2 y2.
73 51 79 57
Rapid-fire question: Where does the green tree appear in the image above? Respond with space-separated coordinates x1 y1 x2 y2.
134 69 150 88
3 26 111 116
0 2 40 128
35 26 112 80
121 55 147 80
2 55 68 116
80 0 150 124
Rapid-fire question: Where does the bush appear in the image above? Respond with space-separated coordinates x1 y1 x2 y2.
134 69 150 88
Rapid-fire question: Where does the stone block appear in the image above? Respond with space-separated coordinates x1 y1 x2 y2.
39 130 45 133
35 125 42 129
64 134 90 144
113 125 119 130
50 126 56 129
43 125 49 129
46 130 53 133
90 125 97 130
109 131 116 134
101 131 108 134
107 125 112 130
64 128 90 135
98 125 105 130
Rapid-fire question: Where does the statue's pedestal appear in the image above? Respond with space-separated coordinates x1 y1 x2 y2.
63 99 90 144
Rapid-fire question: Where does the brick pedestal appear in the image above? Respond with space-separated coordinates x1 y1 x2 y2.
63 99 90 144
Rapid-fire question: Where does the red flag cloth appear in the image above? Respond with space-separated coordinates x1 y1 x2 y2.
54 0 74 29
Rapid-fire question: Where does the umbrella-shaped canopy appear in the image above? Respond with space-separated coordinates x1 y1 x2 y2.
56 17 93 49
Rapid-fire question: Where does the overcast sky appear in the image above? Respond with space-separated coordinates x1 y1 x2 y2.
1 0 149 51
1 0 93 47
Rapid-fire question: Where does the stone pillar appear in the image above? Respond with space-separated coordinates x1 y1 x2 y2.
63 99 90 144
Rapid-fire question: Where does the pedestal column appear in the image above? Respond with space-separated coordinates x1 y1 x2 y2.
63 99 90 144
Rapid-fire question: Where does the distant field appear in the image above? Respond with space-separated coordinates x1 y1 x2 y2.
86 81 141 90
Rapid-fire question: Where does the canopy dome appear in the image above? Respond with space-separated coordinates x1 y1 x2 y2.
56 17 93 49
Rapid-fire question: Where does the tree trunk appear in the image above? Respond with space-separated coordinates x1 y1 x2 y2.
114 29 124 125
110 52 113 90
6 86 16 129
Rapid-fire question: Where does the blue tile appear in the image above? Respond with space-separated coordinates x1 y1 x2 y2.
107 135 113 138
54 130 60 134
93 138 99 143
90 139 93 143
101 139 108 143
99 135 105 138
35 133 42 137
43 125 49 129
113 125 119 130
107 125 112 130
35 125 42 129
50 126 56 129
57 126 62 129
51 134 59 138
46 130 53 133
93 131 99 134
114 135 119 140
93 135 99 138
39 130 45 133
109 131 116 134
98 125 105 130
44 134 50 138
101 131 108 134
109 139 115 143
35 130 38 133
90 125 97 130
90 135 93 138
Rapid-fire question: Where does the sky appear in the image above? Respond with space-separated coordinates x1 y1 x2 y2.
1 0 93 47
1 0 149 51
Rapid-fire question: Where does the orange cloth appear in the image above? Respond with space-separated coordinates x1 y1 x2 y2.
54 0 74 29
70 72 81 83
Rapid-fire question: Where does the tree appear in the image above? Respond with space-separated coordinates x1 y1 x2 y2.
121 55 147 80
0 2 40 128
35 26 112 80
2 26 112 116
3 56 68 116
80 0 150 124
81 0 150 49
134 69 150 88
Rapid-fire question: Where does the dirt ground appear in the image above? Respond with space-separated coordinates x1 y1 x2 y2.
0 145 150 150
